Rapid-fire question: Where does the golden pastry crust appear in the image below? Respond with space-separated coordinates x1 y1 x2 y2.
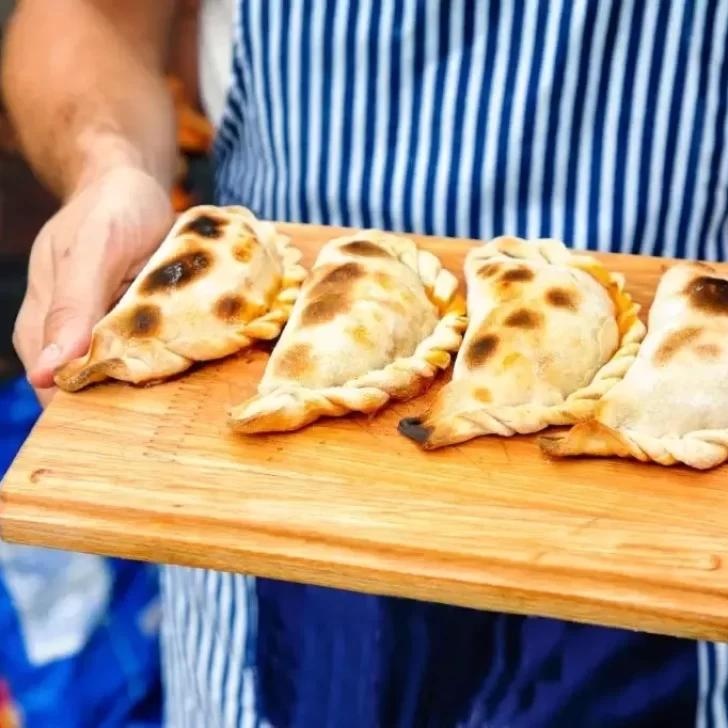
229 230 467 434
54 205 306 391
540 261 728 470
398 236 646 449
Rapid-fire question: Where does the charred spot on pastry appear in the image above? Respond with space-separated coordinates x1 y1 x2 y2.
301 292 348 326
340 240 391 258
695 343 722 360
241 221 257 235
653 326 701 365
500 266 534 283
141 250 212 294
504 308 543 329
128 304 161 337
382 298 408 317
473 387 492 403
545 286 580 311
214 293 245 321
374 271 398 292
182 213 225 239
477 262 502 278
233 236 258 263
685 275 728 315
318 262 366 287
397 417 432 445
466 333 499 368
272 343 314 379
349 324 375 349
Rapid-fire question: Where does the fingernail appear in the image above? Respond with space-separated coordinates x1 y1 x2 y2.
36 343 62 371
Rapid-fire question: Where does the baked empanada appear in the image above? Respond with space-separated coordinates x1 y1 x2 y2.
540 262 728 470
229 230 467 433
54 205 306 391
398 236 645 449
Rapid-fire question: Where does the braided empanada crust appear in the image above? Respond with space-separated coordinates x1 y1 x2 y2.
399 236 646 449
229 230 467 434
55 205 306 392
540 261 728 470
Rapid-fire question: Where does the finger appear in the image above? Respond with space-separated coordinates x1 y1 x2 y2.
35 386 56 408
12 291 46 378
29 293 106 389
28 212 119 388
14 295 58 407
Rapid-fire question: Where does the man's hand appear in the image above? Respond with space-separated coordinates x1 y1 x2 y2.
14 167 174 405
2 0 179 404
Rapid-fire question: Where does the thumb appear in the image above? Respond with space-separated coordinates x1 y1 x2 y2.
29 293 107 389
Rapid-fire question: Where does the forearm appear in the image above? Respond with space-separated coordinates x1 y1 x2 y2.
1 0 178 200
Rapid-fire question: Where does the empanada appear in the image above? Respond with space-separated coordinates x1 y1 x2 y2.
54 205 306 391
229 230 467 433
540 262 728 470
398 236 646 449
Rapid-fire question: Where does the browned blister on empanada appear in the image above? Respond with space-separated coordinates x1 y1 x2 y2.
54 205 306 391
229 230 467 433
398 236 646 449
540 262 728 469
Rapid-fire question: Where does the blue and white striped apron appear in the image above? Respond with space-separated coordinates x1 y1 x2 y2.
163 1 728 726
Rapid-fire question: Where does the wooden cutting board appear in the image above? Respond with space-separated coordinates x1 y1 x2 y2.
2 224 728 643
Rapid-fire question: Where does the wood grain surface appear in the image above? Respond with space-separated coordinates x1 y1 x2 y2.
2 224 728 642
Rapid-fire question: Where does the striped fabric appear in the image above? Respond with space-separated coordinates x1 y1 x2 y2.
215 0 728 260
164 1 728 726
